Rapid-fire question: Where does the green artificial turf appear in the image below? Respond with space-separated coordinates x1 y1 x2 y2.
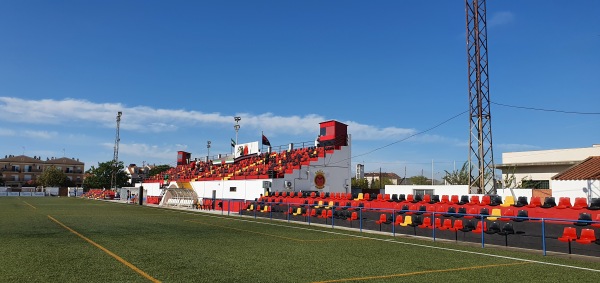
0 197 598 282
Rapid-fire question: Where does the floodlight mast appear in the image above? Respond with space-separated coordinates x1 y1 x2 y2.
111 111 122 191
466 0 496 194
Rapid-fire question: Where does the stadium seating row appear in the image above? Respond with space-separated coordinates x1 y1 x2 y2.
82 189 115 199
145 146 334 182
260 192 600 212
249 196 600 225
558 227 600 253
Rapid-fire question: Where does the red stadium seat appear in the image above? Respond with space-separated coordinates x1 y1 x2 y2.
383 194 391 202
499 208 516 222
440 195 450 204
464 207 478 219
558 227 578 254
576 229 597 244
450 195 460 204
471 221 487 234
376 214 392 230
572 197 587 210
526 196 542 208
469 195 480 206
394 215 404 226
439 219 452 231
422 194 431 204
556 197 572 209
451 219 464 231
480 195 491 206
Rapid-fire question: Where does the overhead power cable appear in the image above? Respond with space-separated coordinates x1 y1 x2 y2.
328 110 469 166
492 101 600 115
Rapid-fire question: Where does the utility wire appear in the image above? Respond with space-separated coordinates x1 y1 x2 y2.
492 101 600 115
328 101 597 168
328 110 469 166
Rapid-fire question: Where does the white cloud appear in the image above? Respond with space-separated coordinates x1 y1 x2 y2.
0 97 426 142
489 11 515 28
0 127 16 136
23 130 58 139
103 142 186 162
346 122 416 141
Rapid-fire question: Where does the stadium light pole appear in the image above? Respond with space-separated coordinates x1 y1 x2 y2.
234 116 241 146
207 141 211 161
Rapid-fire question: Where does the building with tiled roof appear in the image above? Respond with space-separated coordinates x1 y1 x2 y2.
364 172 405 186
552 156 600 181
0 155 85 188
550 156 600 202
126 163 154 185
496 144 600 189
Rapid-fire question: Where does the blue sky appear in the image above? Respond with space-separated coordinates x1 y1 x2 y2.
1 1 599 180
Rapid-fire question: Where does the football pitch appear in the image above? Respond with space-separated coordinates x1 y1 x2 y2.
1 197 599 282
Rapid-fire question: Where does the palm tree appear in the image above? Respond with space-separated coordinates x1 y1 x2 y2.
442 161 470 185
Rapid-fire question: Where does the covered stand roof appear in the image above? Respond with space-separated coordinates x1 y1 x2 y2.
552 156 600 180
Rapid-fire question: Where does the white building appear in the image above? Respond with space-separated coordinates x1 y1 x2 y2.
497 144 600 189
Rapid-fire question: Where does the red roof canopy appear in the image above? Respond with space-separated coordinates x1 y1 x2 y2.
552 156 600 180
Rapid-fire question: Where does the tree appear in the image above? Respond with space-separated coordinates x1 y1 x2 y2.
84 161 129 189
369 177 393 189
409 175 430 185
351 177 369 190
38 166 69 187
442 161 471 185
502 166 517 188
148 164 172 178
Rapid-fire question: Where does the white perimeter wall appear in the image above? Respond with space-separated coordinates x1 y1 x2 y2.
385 185 470 197
551 180 600 202
386 185 537 200
136 182 162 197
192 179 267 201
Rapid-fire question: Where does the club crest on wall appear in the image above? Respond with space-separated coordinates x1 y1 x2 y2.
314 170 326 189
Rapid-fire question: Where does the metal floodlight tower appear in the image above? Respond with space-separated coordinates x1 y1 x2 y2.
466 0 496 194
111 111 122 191
207 140 211 160
234 116 241 145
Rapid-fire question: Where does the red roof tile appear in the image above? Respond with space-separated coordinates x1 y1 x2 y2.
552 156 600 180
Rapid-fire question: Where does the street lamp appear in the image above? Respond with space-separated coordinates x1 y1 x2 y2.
207 141 211 161
234 116 241 145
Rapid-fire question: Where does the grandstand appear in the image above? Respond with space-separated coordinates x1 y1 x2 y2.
141 120 352 205
132 119 599 257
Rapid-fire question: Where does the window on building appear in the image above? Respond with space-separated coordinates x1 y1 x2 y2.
24 175 32 181
413 189 434 196
522 180 550 189
230 187 237 192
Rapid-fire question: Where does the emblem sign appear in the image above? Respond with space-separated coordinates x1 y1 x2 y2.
314 170 326 189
